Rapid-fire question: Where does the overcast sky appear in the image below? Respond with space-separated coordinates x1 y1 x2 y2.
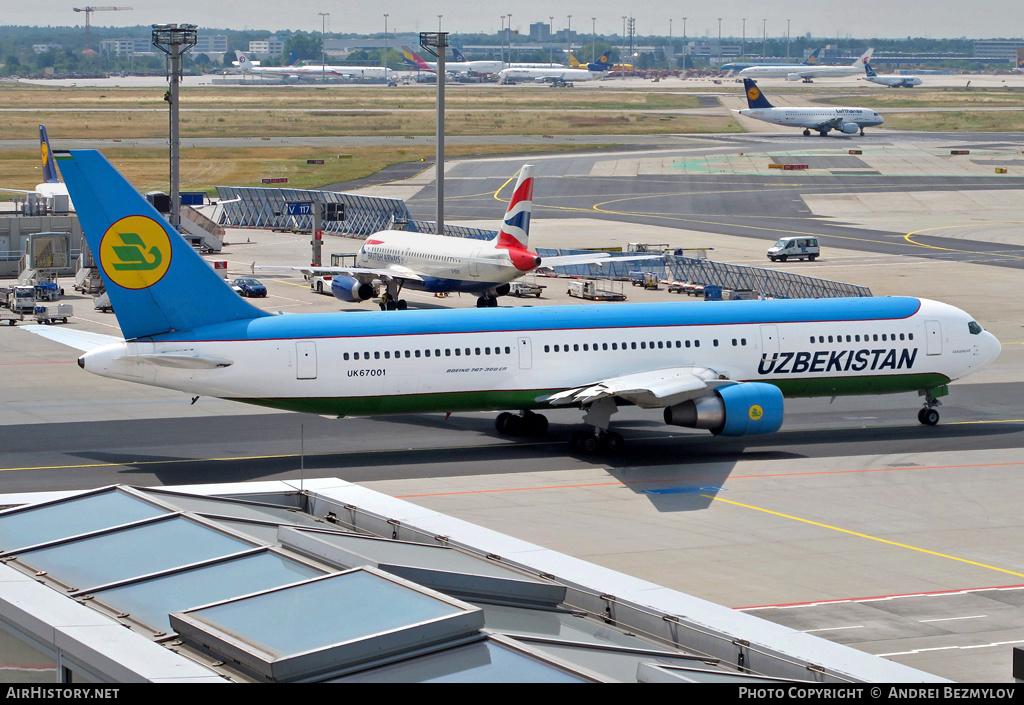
7 0 1023 40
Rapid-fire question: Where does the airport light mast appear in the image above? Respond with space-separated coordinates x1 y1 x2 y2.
419 32 447 235
152 23 197 232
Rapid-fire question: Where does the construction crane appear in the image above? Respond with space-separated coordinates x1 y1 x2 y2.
73 6 133 53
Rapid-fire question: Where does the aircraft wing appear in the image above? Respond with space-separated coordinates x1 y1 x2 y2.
537 367 727 409
254 265 422 282
0 187 36 195
539 253 664 268
801 117 844 132
20 325 124 352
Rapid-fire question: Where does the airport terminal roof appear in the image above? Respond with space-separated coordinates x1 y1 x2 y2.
0 479 943 683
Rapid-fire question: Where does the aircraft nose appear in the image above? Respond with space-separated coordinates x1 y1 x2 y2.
984 331 1002 365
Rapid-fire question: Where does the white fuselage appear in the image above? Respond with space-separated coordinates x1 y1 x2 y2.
429 60 505 74
497 67 605 83
356 230 525 294
77 299 1000 418
739 106 884 131
863 75 922 88
740 64 866 80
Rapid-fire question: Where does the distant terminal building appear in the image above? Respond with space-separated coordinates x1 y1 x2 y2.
100 37 153 57
248 36 286 58
32 44 62 54
101 34 226 58
974 40 1024 61
529 22 552 43
193 34 228 58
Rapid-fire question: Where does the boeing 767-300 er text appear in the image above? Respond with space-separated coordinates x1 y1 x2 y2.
25 150 1000 454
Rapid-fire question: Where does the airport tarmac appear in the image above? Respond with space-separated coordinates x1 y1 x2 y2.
2 132 1024 682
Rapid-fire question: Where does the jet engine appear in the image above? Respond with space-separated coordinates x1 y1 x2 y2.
839 122 859 134
330 276 375 303
663 382 784 436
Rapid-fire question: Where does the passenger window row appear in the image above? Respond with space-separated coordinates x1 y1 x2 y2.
343 346 512 361
543 339 710 353
809 333 913 344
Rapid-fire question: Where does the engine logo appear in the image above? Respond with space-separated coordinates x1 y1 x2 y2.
748 404 764 421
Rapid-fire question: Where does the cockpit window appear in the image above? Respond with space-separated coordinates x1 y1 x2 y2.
968 321 983 335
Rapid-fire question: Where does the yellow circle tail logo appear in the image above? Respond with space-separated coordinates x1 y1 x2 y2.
747 86 760 101
99 215 173 290
748 404 764 422
40 141 49 171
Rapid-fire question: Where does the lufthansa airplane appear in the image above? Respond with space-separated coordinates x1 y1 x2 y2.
738 79 884 137
28 150 1000 454
0 125 73 209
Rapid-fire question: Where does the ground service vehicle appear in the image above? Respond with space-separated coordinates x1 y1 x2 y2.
768 237 819 262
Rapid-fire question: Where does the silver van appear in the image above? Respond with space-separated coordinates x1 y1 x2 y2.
768 237 819 262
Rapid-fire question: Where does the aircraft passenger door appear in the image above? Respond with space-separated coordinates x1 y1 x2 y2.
517 337 532 370
925 320 942 356
760 325 780 358
296 341 318 379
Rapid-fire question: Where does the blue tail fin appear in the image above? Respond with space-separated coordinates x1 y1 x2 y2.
802 48 822 66
864 62 877 77
450 45 467 62
53 150 270 341
587 52 613 71
743 79 774 109
39 125 59 184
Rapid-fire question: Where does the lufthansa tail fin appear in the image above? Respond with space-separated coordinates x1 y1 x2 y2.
39 125 59 184
742 79 774 109
53 150 270 341
587 52 613 71
802 48 822 65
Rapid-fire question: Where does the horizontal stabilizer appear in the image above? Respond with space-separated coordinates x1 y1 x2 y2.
136 352 234 369
20 325 122 352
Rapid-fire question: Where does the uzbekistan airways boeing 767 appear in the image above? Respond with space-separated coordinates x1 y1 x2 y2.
25 150 1000 454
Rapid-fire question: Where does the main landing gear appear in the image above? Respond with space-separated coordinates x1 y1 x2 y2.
495 397 625 455
379 292 407 311
476 294 499 308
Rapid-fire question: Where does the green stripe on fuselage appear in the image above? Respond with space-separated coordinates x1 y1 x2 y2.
765 372 951 398
228 373 950 417
227 389 559 417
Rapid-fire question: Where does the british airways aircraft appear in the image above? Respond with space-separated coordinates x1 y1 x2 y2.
275 165 659 310
29 150 1000 454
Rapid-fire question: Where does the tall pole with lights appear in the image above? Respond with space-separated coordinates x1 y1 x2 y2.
420 32 447 235
319 12 329 83
151 23 196 232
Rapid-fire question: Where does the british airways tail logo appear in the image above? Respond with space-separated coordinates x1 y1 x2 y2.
497 176 533 250
759 347 918 375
